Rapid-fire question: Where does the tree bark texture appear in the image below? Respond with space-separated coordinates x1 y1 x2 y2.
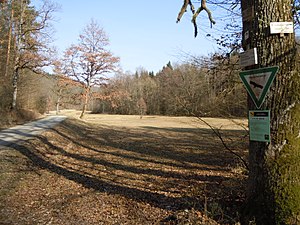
80 86 90 119
241 0 300 224
56 89 62 115
5 2 14 77
11 0 25 110
11 66 19 110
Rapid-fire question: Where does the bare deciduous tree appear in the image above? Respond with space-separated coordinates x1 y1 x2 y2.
10 0 57 110
61 19 119 118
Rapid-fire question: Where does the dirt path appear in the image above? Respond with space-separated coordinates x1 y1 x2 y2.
0 114 248 224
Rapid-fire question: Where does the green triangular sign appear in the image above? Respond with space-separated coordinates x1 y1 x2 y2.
239 66 279 109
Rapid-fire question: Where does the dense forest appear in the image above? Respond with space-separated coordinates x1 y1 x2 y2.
91 57 246 117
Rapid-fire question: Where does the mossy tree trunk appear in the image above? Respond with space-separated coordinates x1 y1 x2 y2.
241 0 300 224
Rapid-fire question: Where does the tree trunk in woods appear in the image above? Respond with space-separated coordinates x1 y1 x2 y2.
80 87 90 119
10 0 25 111
11 66 19 110
56 89 62 115
5 1 13 77
241 0 300 224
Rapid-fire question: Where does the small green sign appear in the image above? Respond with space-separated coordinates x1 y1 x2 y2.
249 110 271 142
240 66 279 109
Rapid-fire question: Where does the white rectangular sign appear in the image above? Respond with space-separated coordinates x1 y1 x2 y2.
270 22 294 34
240 48 258 67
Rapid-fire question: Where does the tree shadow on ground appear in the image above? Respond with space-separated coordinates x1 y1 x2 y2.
10 118 248 223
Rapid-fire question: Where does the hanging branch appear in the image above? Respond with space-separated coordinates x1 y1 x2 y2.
177 0 216 37
177 0 195 22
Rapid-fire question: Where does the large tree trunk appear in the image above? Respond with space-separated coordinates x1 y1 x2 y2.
5 1 14 77
11 66 19 110
4 1 14 77
241 0 300 224
80 87 90 119
10 0 25 111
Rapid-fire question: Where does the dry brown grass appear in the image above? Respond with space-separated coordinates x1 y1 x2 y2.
0 112 248 224
0 109 42 130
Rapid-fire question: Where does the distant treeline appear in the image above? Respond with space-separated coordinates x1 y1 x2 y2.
90 56 247 118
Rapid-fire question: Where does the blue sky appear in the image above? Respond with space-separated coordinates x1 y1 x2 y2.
31 0 230 73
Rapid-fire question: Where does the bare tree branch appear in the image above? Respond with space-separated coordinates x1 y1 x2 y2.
177 0 195 23
195 115 249 170
177 0 216 37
